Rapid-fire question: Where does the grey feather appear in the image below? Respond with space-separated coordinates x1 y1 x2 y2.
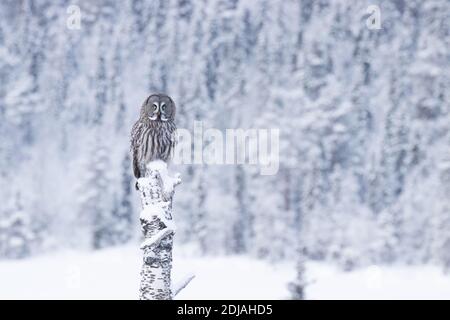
130 94 177 179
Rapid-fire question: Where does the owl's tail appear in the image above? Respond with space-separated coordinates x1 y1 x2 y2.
132 151 141 179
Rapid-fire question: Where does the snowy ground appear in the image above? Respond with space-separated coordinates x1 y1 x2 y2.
0 245 449 299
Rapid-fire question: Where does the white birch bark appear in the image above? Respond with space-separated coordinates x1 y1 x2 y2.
137 160 181 300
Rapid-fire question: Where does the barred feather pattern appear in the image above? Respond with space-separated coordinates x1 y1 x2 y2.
131 119 177 179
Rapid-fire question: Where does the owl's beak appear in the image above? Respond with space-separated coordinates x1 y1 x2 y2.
156 103 162 119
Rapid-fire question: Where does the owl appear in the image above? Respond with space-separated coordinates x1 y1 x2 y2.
131 93 177 179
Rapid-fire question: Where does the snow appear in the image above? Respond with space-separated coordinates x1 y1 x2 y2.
0 246 290 300
146 160 168 172
172 272 196 297
140 205 167 222
145 160 181 196
0 245 449 300
138 161 178 249
306 263 450 300
140 228 173 250
140 202 176 234
140 204 176 232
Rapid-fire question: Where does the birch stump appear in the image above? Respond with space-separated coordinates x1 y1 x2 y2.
137 160 181 300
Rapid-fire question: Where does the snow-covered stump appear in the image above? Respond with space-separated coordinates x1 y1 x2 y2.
137 160 181 300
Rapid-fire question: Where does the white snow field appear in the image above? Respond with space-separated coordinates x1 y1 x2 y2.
0 245 449 300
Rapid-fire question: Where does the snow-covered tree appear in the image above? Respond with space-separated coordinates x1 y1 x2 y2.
0 0 448 277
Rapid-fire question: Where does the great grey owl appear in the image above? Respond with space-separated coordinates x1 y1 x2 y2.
130 93 177 179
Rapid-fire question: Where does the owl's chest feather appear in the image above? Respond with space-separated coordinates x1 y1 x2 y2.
140 121 176 161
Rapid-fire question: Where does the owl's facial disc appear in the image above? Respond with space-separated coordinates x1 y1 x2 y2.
160 103 169 121
143 94 174 122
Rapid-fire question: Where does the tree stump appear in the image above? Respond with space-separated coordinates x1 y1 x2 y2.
137 160 180 300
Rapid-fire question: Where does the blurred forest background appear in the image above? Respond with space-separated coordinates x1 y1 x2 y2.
0 0 449 281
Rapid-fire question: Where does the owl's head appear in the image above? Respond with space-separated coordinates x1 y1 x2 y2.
140 93 176 122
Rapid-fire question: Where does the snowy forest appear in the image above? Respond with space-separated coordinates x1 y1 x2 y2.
0 0 449 299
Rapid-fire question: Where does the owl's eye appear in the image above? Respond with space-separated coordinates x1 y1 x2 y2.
161 105 166 112
153 104 158 110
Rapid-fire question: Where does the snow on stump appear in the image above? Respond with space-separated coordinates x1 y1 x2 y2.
137 160 181 300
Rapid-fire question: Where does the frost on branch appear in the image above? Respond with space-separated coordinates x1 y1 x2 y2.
172 273 196 297
137 160 183 300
